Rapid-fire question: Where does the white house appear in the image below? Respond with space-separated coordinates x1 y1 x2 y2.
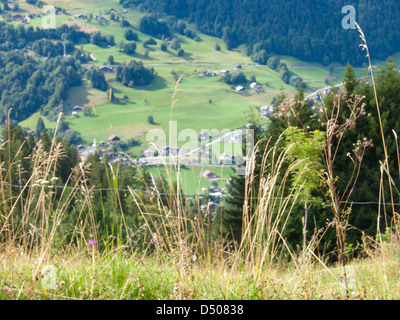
250 82 261 91
143 148 155 158
260 105 274 118
236 86 245 93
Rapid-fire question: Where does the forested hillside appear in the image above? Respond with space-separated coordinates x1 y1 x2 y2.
124 0 400 66
0 23 91 122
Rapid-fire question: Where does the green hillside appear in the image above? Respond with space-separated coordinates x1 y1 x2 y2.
14 1 353 145
0 0 384 196
126 0 400 67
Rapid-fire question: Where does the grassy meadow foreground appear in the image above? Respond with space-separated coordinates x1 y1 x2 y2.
1 241 400 300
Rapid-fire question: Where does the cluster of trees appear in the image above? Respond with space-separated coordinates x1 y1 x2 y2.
25 0 53 9
0 0 18 11
32 39 75 58
121 41 137 55
88 68 109 91
137 13 199 45
116 60 155 87
126 0 400 66
170 19 196 40
332 59 400 244
138 14 170 39
0 22 90 52
31 38 91 62
265 56 305 88
124 28 139 41
143 37 157 47
90 31 115 47
0 51 83 122
221 71 247 85
1 123 80 187
223 60 400 258
0 22 121 123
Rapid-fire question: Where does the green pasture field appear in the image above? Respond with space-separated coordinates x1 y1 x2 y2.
141 164 233 196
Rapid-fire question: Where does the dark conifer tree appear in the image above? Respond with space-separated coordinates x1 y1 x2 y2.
36 117 46 137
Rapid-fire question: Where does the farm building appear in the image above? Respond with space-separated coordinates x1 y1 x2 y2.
12 15 23 21
202 170 218 179
143 148 155 158
250 82 261 90
260 105 274 118
108 135 121 143
162 146 180 156
72 106 83 112
198 70 210 76
21 17 30 24
97 16 108 23
99 65 114 73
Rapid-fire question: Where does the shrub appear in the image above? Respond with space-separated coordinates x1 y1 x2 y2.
124 28 138 41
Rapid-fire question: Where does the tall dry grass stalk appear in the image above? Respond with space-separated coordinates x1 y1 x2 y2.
127 74 222 290
356 22 398 230
0 112 99 266
354 22 400 294
237 133 303 277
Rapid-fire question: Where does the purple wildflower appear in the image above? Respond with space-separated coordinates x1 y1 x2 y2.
88 239 97 246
